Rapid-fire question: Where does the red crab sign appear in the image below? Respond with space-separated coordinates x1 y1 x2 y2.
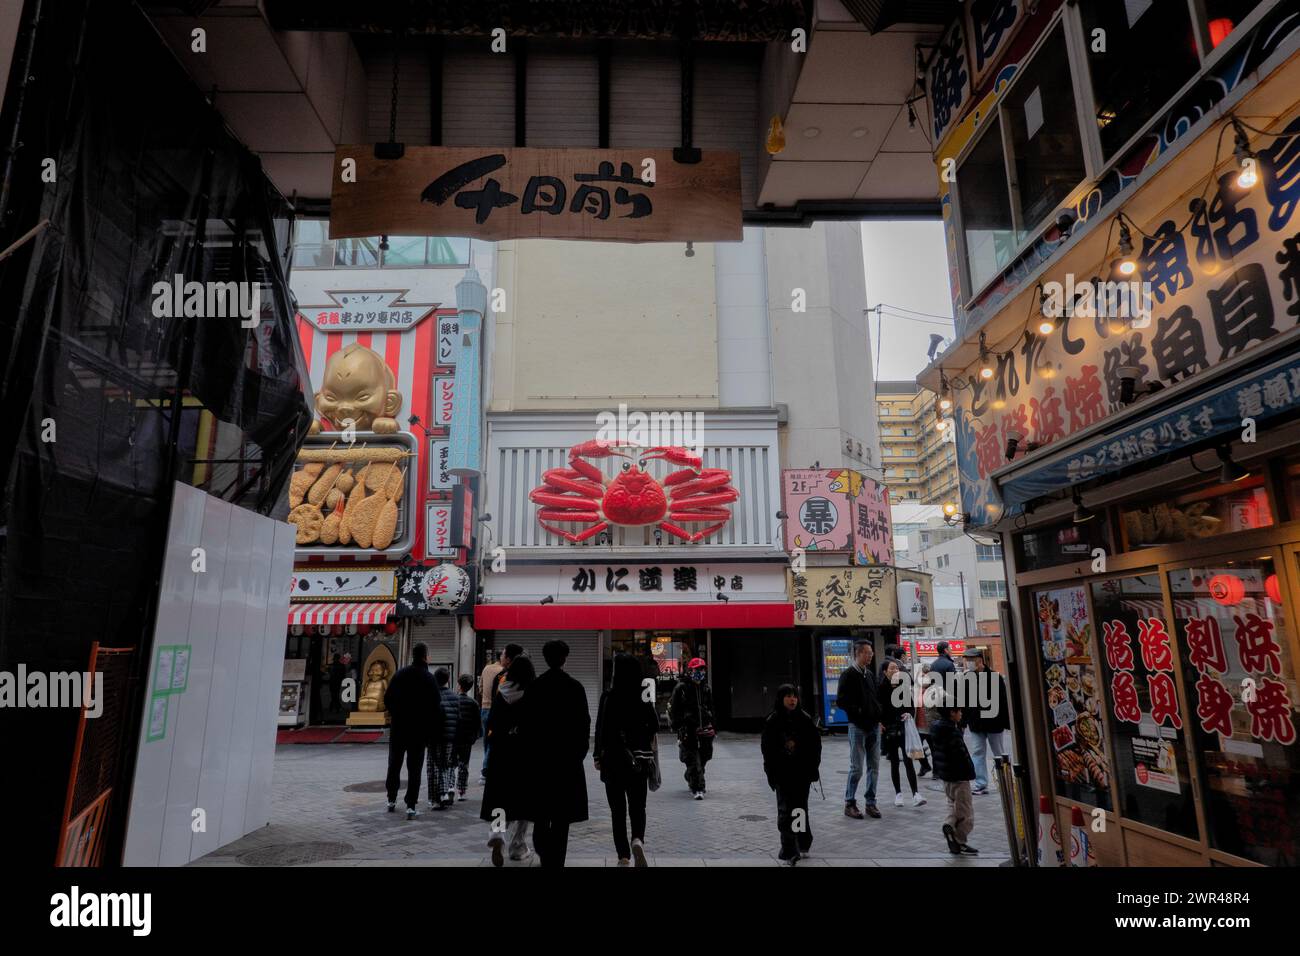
528 441 739 543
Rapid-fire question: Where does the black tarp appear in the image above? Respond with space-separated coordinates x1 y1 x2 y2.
0 0 311 863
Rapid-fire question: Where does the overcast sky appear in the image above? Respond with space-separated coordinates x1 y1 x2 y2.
860 220 957 383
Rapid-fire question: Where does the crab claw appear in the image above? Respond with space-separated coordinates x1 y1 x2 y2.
569 439 631 462
641 446 701 471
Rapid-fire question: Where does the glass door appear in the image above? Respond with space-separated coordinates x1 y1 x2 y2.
1166 549 1300 866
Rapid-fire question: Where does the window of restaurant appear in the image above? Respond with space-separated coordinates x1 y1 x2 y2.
1119 470 1273 550
1077 0 1202 162
1030 584 1114 810
1016 517 1112 573
1167 555 1299 865
1089 573 1199 839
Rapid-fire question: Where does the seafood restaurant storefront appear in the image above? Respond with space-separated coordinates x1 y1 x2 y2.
475 411 796 725
917 0 1300 865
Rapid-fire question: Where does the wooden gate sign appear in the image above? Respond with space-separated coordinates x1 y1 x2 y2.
329 146 743 242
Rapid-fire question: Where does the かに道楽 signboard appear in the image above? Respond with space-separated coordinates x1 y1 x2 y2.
329 147 743 243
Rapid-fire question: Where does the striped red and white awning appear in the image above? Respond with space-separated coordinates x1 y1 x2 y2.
288 602 395 626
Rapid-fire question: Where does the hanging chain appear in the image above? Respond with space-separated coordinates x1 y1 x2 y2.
389 29 400 144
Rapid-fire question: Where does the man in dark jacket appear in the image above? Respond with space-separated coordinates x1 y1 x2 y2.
963 648 1010 795
761 684 822 865
525 640 591 868
427 668 461 808
453 673 482 800
669 657 716 799
925 640 959 725
836 639 882 818
931 698 977 855
384 643 441 818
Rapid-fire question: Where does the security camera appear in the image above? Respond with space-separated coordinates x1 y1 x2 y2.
1004 428 1025 461
1117 365 1142 405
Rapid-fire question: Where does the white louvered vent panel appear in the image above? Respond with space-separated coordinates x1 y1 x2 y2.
526 53 599 147
364 50 432 144
609 53 680 148
693 50 759 209
443 52 516 147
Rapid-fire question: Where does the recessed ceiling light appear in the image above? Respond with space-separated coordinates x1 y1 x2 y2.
803 127 821 138
851 127 868 138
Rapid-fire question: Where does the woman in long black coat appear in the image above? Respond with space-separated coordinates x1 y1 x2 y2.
760 683 822 865
480 655 536 866
594 653 660 866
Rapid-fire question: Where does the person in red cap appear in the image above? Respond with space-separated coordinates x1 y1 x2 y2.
669 657 717 799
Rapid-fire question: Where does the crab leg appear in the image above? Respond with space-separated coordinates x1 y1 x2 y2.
658 520 728 543
540 519 609 543
537 507 601 522
529 490 602 511
664 468 730 494
668 489 739 508
667 508 733 521
536 467 603 498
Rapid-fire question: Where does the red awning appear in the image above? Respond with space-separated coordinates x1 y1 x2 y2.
474 602 793 630
288 602 395 626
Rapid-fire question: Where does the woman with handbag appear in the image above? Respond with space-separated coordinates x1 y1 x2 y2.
594 653 660 867
760 684 821 865
878 659 926 807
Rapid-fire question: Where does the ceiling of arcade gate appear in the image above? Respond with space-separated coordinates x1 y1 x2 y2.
140 0 948 221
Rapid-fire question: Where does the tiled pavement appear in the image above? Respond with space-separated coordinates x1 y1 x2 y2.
193 733 1013 867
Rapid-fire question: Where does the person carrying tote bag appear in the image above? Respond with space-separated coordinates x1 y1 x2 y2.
595 653 660 866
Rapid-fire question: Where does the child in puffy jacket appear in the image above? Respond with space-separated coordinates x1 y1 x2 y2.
930 702 977 856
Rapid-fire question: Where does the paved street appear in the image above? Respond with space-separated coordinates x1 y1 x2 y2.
194 732 1013 867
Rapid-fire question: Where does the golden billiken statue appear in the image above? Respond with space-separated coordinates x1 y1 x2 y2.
310 343 403 434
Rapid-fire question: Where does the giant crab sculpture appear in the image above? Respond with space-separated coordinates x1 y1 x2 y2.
528 440 739 543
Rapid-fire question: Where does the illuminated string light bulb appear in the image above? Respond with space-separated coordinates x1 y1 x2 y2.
941 501 959 518
766 115 786 155
1232 118 1257 189
1114 219 1136 276
1037 283 1056 336
977 332 994 380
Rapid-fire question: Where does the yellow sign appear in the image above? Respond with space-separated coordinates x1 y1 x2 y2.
788 567 897 627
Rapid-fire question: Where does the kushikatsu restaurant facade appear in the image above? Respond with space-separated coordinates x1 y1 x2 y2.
920 1 1300 866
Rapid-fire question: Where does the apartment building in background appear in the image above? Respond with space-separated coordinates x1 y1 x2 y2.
876 381 957 505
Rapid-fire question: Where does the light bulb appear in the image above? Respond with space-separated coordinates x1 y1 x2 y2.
1237 158 1257 189
1118 258 1136 276
1038 318 1056 336
942 501 958 517
939 398 952 411
980 366 994 380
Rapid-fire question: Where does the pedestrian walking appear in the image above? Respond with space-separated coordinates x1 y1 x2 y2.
594 653 660 866
478 644 518 784
963 648 1010 795
760 684 821 865
481 654 535 865
328 653 346 715
524 640 590 868
932 697 978 856
669 657 716 799
453 673 481 801
427 668 460 809
384 643 441 819
915 662 933 777
879 658 925 807
836 639 882 819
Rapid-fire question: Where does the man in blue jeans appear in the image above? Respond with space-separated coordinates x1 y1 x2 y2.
836 639 882 819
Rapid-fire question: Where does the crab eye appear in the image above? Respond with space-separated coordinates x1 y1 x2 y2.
621 462 631 472
638 459 647 469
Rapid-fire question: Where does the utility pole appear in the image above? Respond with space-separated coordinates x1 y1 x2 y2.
957 570 970 639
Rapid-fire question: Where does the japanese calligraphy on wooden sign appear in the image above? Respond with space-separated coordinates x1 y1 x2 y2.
788 567 896 627
290 566 398 602
329 147 743 242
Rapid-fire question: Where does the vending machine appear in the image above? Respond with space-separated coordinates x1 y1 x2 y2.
819 636 853 727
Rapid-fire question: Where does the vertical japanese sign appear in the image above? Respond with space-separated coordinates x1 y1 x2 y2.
429 439 452 490
929 16 972 144
329 147 743 242
433 376 455 426
851 475 893 566
788 567 896 627
437 317 460 366
1033 585 1112 810
426 503 455 557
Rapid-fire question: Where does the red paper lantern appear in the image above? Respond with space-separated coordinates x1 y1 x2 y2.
384 620 398 635
1265 574 1283 606
1208 573 1246 607
357 623 371 636
1208 18 1234 49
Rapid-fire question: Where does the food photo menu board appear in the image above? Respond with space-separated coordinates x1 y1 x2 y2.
1034 585 1112 810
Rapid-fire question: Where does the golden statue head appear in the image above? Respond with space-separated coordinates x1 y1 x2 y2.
313 343 402 434
366 660 387 683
